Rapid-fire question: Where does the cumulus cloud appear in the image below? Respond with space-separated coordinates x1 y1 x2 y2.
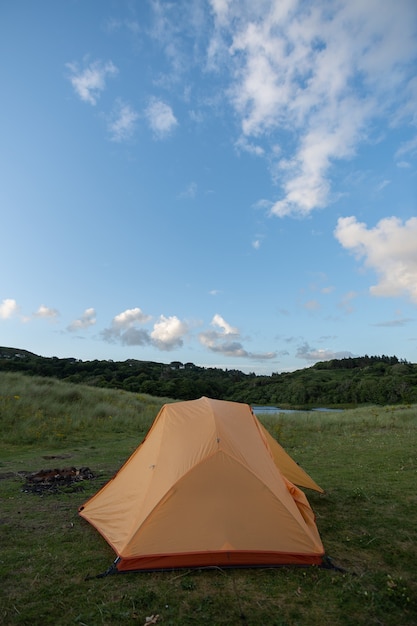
296 341 355 362
34 305 59 320
151 315 188 350
209 0 417 217
335 216 417 304
199 314 244 356
107 99 139 142
199 314 276 360
113 308 152 328
112 326 151 346
66 59 118 105
101 307 152 345
145 98 178 138
0 298 19 319
212 313 238 335
67 308 96 332
101 308 188 350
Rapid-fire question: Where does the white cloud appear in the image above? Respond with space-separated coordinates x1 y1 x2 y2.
113 307 152 329
150 315 188 350
102 308 188 350
212 313 238 335
296 341 355 362
149 1 184 76
145 98 178 138
148 1 210 84
235 136 265 156
335 216 417 303
66 59 118 105
199 313 276 360
0 298 19 319
67 308 96 332
210 0 232 26
107 99 139 142
199 314 243 355
101 307 152 345
34 305 59 320
209 0 417 217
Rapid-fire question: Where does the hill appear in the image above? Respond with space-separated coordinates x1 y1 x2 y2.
1 347 416 407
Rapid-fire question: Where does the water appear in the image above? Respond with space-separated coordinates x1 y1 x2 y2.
252 405 342 415
252 406 299 415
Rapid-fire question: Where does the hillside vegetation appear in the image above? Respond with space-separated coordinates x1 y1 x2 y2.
1 347 417 407
0 372 416 625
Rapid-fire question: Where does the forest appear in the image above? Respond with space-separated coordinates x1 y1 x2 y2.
1 347 416 407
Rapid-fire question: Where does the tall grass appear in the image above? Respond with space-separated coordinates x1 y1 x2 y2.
260 403 417 436
0 371 170 446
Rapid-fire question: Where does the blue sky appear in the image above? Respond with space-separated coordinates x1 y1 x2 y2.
1 0 416 375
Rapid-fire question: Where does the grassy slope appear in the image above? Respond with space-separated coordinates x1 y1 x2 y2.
0 372 416 625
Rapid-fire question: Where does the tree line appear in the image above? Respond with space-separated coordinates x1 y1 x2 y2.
1 347 416 407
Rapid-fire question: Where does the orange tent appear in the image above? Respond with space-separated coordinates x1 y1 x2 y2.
79 397 325 572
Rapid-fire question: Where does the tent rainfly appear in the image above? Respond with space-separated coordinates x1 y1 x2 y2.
79 397 325 573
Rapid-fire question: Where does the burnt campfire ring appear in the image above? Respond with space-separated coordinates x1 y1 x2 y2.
23 466 94 494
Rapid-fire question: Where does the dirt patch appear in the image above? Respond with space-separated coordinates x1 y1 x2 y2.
22 466 95 495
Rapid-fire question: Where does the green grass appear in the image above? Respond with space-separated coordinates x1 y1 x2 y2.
1 372 416 625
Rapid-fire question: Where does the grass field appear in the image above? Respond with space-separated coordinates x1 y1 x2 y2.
0 372 416 625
